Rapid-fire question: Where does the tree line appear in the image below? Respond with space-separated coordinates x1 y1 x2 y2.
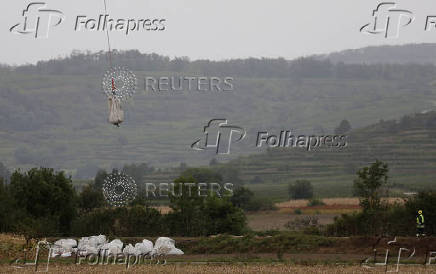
0 166 252 242
7 50 436 82
326 160 436 236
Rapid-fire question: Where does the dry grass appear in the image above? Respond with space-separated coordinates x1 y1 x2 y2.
3 264 435 273
278 208 360 215
0 234 25 246
0 234 30 261
154 197 406 215
276 199 310 208
247 211 336 231
276 197 405 209
153 206 172 214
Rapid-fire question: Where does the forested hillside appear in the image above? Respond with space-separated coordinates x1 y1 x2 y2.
321 43 436 64
1 45 436 175
139 112 436 200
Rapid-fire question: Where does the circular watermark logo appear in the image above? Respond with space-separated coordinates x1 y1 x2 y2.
102 66 137 101
102 172 137 206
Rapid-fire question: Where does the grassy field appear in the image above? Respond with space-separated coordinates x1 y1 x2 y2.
3 233 436 273
247 198 362 230
276 197 403 209
2 58 436 173
243 171 436 201
66 112 436 204
153 198 393 231
4 264 436 273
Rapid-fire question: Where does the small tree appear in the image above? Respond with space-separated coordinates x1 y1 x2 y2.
168 175 247 236
251 175 263 184
181 168 222 185
231 187 254 209
94 169 108 190
78 184 105 212
167 176 205 236
405 191 436 235
202 195 246 235
0 178 16 232
122 163 154 186
353 160 389 236
288 180 314 199
10 168 77 237
0 162 11 184
334 119 352 134
215 166 243 187
76 163 100 179
209 158 219 166
353 160 389 212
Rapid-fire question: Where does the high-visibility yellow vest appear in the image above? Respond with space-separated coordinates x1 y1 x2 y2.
417 214 424 227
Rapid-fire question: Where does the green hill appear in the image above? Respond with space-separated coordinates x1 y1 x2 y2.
320 43 436 64
134 112 436 201
225 112 436 200
1 46 436 176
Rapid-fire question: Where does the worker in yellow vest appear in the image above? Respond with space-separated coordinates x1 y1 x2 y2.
416 210 425 237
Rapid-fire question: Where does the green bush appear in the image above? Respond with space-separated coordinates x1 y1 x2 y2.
165 176 247 236
325 192 436 237
231 187 276 212
1 168 248 238
185 233 334 254
405 191 436 235
245 198 277 212
288 180 314 199
308 198 325 207
285 216 319 231
72 206 165 237
9 168 76 238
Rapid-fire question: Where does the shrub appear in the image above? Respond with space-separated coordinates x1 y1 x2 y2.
10 168 76 238
231 187 276 212
285 216 318 231
288 180 314 199
245 198 277 212
308 198 325 207
72 206 165 237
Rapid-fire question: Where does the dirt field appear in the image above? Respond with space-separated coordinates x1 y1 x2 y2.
4 263 436 273
276 197 404 209
3 234 436 273
247 211 335 231
247 198 368 230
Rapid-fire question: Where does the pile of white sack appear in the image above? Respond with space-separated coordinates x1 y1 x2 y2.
50 238 77 258
50 235 183 258
122 239 154 256
152 237 184 256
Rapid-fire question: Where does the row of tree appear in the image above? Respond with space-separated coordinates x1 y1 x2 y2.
0 167 249 242
327 160 436 236
9 50 436 82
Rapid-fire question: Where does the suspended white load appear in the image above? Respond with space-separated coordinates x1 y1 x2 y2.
108 95 124 126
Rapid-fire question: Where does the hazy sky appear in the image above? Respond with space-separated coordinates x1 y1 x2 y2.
1 0 436 65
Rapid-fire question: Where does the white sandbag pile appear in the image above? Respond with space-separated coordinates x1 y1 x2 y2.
152 237 184 256
50 239 77 258
49 235 183 258
122 244 137 255
136 239 154 255
123 239 154 256
100 239 123 256
77 235 107 255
